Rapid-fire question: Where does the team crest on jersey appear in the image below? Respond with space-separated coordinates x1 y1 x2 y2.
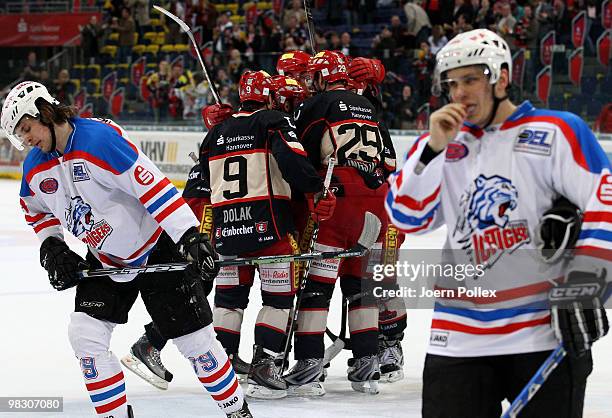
39 177 58 194
255 221 268 233
72 162 90 182
66 196 113 249
454 175 530 267
445 143 468 162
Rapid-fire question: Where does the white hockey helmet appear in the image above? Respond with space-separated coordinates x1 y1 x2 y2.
1 81 59 150
432 29 512 96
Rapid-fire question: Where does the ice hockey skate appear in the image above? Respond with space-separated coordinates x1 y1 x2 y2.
347 355 381 394
246 345 288 399
229 352 251 383
226 401 253 418
284 358 326 397
377 335 404 383
121 334 173 390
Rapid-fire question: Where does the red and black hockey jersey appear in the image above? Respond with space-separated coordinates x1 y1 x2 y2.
200 109 323 255
293 89 395 188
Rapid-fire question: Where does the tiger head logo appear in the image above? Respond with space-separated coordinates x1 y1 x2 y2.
66 196 94 237
459 175 518 233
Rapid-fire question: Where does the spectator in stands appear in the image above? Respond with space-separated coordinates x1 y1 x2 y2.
373 26 398 72
125 0 151 39
20 51 43 82
165 0 187 44
327 31 342 51
283 35 300 51
453 12 473 34
497 2 517 47
283 15 307 47
453 0 475 24
552 0 572 46
390 15 409 48
53 69 75 106
413 41 435 101
112 7 136 64
403 0 432 47
535 0 555 36
228 49 247 83
38 69 54 92
474 0 496 30
194 0 218 42
340 32 359 57
283 0 307 28
514 4 538 49
147 60 171 122
428 24 448 54
81 15 103 65
394 84 418 129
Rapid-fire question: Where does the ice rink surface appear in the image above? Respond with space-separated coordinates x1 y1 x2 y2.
0 178 610 418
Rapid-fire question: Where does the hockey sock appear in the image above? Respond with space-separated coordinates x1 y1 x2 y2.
213 307 244 354
173 325 245 414
68 313 129 418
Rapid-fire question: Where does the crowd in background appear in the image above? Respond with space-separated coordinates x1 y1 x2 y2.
5 0 612 130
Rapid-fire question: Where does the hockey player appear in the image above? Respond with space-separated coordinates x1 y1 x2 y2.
385 29 610 417
121 102 250 390
200 70 336 400
2 82 253 418
276 50 313 94
284 50 391 396
348 56 407 383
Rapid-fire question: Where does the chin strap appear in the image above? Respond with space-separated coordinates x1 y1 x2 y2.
481 89 508 130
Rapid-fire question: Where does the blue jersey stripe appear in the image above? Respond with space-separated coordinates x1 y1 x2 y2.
89 383 125 402
386 191 438 226
204 369 236 393
434 301 548 321
146 188 178 214
579 228 612 242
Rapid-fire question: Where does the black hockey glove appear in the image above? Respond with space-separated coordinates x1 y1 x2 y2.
549 268 609 358
40 236 89 291
178 226 219 281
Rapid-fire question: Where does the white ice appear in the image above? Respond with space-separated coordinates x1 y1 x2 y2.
0 178 610 418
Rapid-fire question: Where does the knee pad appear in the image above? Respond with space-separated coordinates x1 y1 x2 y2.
173 324 217 358
68 312 115 358
256 305 290 333
213 307 244 335
214 285 250 310
261 292 294 309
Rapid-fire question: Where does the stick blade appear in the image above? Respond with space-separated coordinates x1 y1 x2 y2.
357 212 381 250
153 5 190 32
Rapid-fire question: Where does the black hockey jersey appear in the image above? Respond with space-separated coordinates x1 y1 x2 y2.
200 109 323 255
293 89 395 188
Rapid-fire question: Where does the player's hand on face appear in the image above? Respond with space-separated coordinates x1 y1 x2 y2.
428 103 467 152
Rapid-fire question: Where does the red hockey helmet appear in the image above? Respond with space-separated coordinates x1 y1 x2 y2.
269 75 308 111
238 70 273 103
307 50 350 84
348 57 386 85
276 50 311 77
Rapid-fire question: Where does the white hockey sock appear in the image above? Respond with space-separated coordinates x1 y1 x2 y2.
173 325 245 414
68 312 128 418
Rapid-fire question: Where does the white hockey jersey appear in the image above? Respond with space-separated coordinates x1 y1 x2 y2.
386 101 612 357
19 117 198 281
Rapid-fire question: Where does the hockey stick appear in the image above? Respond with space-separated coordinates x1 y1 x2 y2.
79 224 379 278
501 344 566 418
304 0 318 54
280 159 336 373
323 296 349 365
153 5 220 104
